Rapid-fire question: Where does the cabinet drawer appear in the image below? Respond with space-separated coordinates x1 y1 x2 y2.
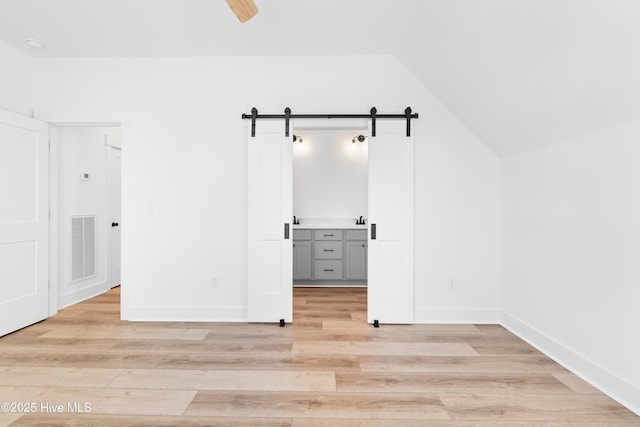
315 241 343 259
314 230 342 241
315 260 343 280
293 229 312 241
345 230 367 240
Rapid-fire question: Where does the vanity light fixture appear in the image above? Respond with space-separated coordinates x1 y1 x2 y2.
25 39 45 50
293 135 303 143
352 135 366 144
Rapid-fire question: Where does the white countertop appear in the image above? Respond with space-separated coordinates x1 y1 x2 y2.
293 218 368 230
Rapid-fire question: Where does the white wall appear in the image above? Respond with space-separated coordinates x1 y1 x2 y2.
32 55 501 322
56 126 121 307
293 129 368 221
0 40 35 117
502 118 640 414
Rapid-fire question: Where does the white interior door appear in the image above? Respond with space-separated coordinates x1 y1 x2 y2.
368 120 414 324
0 109 50 336
108 145 121 288
247 122 293 323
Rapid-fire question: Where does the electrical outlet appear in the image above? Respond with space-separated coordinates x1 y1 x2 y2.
447 279 457 291
210 277 218 290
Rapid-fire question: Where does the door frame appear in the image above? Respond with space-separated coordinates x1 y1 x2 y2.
36 107 130 318
288 118 374 317
106 143 122 289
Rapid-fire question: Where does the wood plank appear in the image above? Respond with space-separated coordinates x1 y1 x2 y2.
0 367 124 387
359 355 569 374
552 373 603 394
293 341 478 356
470 342 543 355
322 320 371 331
439 394 639 422
291 420 573 427
110 340 292 354
185 391 450 420
336 372 574 395
107 369 336 392
39 326 209 341
0 351 166 369
12 414 293 426
291 419 448 426
0 412 23 426
36 387 197 416
155 353 361 372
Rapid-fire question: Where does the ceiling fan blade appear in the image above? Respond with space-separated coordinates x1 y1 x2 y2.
226 0 258 23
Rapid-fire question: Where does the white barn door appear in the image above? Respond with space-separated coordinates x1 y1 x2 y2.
0 110 49 336
368 120 414 324
247 122 293 323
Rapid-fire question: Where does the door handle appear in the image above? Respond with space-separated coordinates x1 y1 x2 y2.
371 224 376 240
111 222 119 227
284 223 290 239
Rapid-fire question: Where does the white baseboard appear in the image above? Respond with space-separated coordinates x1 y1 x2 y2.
501 311 640 416
414 307 501 324
58 281 109 309
128 305 247 322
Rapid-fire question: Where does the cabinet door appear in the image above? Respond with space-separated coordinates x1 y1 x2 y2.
345 241 367 280
293 240 312 280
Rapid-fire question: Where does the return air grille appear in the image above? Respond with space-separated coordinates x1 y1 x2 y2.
71 216 96 281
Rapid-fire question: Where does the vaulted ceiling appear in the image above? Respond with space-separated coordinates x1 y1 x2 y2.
1 0 639 156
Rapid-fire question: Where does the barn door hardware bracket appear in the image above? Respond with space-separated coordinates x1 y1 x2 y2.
249 107 258 137
241 107 419 138
279 319 285 327
370 107 377 137
373 319 380 328
284 107 291 137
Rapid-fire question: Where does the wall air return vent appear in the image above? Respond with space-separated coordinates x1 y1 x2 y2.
71 215 96 281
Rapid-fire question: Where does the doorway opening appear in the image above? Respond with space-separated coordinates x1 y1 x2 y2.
52 125 122 311
291 128 369 321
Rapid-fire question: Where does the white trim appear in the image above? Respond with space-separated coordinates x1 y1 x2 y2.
34 107 131 125
128 305 247 322
119 121 132 320
415 307 501 324
502 310 640 416
105 144 119 292
58 281 109 309
48 127 58 317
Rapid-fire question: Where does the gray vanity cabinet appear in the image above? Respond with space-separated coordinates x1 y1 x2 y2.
293 230 312 280
345 230 367 280
293 228 367 286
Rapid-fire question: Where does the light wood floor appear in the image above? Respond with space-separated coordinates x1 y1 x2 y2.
0 287 637 426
